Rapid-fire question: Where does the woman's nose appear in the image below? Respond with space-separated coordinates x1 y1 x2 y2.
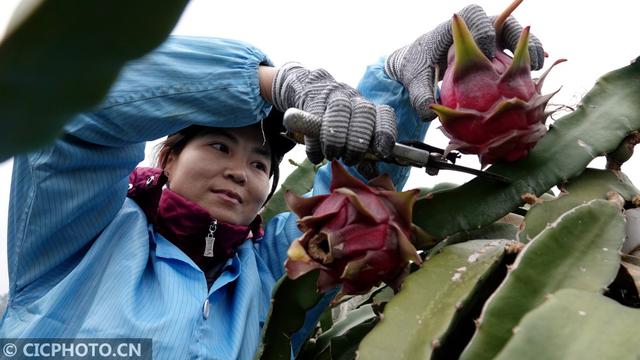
224 165 247 185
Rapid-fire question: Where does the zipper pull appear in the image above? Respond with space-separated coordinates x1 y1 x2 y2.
204 219 217 257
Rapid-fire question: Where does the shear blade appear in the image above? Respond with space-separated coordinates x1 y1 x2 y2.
430 161 511 183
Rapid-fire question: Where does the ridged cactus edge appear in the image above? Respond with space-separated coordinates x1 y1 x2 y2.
460 199 626 360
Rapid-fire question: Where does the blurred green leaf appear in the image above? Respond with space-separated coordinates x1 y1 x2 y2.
255 271 322 360
0 0 189 159
309 305 377 360
261 159 321 223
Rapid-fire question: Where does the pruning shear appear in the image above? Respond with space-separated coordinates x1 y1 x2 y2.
282 108 511 184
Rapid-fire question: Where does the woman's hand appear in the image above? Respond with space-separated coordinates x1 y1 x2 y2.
268 63 397 165
384 4 545 121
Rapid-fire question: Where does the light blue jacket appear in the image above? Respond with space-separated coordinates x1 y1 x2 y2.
1 36 428 359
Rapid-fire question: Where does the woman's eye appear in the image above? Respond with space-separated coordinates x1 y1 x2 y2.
252 161 268 173
211 143 229 153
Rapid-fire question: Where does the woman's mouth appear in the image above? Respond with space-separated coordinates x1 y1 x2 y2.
211 189 243 204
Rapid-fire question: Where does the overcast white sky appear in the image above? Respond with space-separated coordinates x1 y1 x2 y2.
0 0 639 294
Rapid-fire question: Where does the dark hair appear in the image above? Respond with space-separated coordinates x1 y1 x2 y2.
156 110 295 206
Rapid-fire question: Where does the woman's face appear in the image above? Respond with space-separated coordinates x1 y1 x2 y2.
164 125 272 226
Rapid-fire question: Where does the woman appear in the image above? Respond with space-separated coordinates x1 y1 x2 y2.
1 36 418 360
0 6 542 359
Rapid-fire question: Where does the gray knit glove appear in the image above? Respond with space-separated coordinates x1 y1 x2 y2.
272 63 397 165
385 4 545 121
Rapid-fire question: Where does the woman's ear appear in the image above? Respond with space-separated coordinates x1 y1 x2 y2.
160 149 176 182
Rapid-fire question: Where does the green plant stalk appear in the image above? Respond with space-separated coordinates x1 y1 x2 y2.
424 222 518 260
443 223 518 248
413 59 640 239
417 182 460 199
261 159 320 223
460 199 625 360
357 240 511 360
318 308 334 333
310 304 377 358
495 289 640 360
255 271 322 360
0 0 190 160
327 317 378 360
518 168 640 242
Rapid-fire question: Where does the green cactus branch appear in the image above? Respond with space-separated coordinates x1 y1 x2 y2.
460 199 626 360
518 168 640 242
302 304 378 360
358 240 514 360
261 159 322 223
0 0 189 160
255 271 322 360
494 289 640 360
437 222 518 250
413 59 640 239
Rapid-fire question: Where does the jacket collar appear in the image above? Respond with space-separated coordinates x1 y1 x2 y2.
127 167 262 268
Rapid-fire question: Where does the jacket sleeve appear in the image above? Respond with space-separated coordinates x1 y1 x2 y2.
7 36 273 302
258 56 430 354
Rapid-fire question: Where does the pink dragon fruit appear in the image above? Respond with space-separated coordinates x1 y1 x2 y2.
431 11 564 166
284 161 430 297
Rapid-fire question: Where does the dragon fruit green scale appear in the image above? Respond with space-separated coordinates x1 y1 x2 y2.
431 13 563 166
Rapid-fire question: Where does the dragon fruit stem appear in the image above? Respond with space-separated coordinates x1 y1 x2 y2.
493 0 524 38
